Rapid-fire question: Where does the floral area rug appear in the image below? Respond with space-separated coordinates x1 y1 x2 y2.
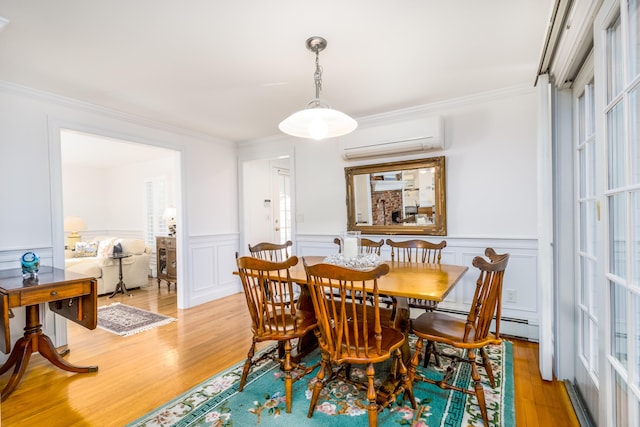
127 336 513 427
97 303 176 336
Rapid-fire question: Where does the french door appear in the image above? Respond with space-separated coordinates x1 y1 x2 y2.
574 64 601 422
595 1 640 425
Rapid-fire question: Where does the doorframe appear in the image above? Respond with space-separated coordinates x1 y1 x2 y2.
238 142 296 256
47 117 187 309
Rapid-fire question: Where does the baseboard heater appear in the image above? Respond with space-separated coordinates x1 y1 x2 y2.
429 307 535 341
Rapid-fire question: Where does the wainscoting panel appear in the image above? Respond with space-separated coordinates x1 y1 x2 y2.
186 234 241 308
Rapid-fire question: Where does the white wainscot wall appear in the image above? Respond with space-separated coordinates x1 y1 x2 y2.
185 233 242 308
296 234 539 341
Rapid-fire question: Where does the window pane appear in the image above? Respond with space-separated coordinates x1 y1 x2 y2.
588 200 597 256
608 103 626 189
589 258 599 319
634 191 640 287
581 310 589 359
591 317 599 376
613 369 629 427
608 16 624 101
611 282 628 369
581 256 588 305
609 194 627 278
631 86 640 184
629 0 640 79
580 202 587 252
579 147 586 198
587 82 595 137
634 292 640 388
579 92 586 143
588 141 596 196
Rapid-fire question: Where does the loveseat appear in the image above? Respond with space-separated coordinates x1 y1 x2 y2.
65 236 152 295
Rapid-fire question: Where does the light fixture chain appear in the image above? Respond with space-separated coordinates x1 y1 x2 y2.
313 50 322 100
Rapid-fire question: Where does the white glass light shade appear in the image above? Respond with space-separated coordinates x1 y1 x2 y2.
279 106 358 140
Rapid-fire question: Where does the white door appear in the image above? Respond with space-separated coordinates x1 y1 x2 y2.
271 166 291 243
595 1 640 425
573 63 601 422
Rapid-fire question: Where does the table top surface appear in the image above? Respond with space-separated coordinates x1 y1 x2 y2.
287 256 469 302
108 252 132 259
0 267 93 292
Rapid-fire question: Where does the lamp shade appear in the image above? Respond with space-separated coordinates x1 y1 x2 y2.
279 106 358 140
63 216 86 232
163 207 177 220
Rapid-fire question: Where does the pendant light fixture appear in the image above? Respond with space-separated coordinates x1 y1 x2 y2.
279 36 357 140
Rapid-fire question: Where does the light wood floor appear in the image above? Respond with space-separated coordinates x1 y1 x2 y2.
1 282 580 426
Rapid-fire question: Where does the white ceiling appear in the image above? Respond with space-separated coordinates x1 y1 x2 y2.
0 1 553 143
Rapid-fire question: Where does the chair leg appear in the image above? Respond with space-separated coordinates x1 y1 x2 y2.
307 353 329 418
408 337 424 383
395 349 416 409
239 341 256 392
365 363 378 427
468 349 489 426
480 346 496 388
423 340 441 368
283 340 293 413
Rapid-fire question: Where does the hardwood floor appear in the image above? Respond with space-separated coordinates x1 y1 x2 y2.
1 282 580 426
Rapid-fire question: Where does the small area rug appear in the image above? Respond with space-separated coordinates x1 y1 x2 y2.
127 338 513 426
97 303 176 336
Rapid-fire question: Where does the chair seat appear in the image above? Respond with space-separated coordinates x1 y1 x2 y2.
412 311 478 343
334 324 406 363
256 309 317 340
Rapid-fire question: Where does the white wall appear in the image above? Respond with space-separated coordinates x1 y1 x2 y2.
62 156 177 235
291 87 538 238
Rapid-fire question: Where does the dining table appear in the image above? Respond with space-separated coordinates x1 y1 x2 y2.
280 256 469 359
291 256 468 302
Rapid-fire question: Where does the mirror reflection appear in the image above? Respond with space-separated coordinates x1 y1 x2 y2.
345 156 446 235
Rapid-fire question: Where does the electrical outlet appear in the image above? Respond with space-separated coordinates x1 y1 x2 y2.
505 289 516 303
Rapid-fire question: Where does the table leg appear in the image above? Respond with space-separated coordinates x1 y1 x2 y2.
0 305 98 401
109 280 131 298
109 257 131 298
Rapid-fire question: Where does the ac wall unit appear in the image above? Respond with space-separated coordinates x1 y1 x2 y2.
340 115 443 160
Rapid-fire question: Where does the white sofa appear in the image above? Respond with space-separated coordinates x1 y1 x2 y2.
65 237 152 295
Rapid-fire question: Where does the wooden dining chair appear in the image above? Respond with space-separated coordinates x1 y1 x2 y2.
408 248 509 427
303 259 416 427
248 240 293 261
385 238 447 366
385 238 446 311
248 240 298 303
332 237 384 255
360 238 384 255
235 254 318 413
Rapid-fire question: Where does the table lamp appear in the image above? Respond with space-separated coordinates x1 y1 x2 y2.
64 216 86 249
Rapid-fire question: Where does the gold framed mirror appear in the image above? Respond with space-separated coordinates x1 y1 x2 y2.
345 156 446 235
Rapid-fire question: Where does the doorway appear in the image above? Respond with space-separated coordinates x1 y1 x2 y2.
241 156 293 252
59 129 182 300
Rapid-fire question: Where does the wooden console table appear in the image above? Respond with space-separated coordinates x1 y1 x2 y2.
0 266 98 401
156 236 177 290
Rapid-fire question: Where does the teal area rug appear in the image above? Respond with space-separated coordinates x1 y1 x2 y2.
127 338 513 426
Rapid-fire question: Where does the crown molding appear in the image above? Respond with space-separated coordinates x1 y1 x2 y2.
355 83 536 126
0 80 234 147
